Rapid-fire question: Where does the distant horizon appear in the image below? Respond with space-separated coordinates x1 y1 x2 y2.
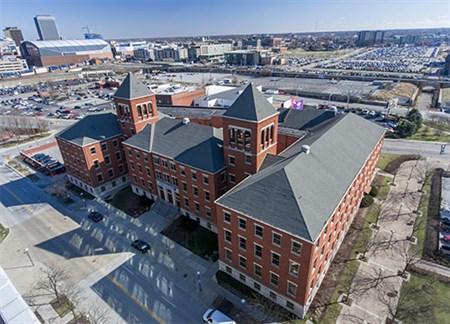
1 0 448 41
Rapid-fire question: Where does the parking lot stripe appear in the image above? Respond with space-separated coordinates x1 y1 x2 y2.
106 273 165 324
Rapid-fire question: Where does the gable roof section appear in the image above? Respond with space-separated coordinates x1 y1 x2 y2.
223 83 278 122
281 109 337 131
217 113 384 242
56 113 121 146
113 72 154 100
123 117 225 173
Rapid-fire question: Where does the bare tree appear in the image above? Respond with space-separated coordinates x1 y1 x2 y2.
247 292 295 322
35 264 69 302
35 117 50 133
398 248 422 278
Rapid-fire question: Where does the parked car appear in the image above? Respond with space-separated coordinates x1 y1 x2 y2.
131 239 151 253
202 309 236 324
88 211 104 223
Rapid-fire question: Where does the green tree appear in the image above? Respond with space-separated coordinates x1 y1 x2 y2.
406 108 423 132
395 120 416 138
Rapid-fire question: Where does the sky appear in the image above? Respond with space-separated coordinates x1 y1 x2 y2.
0 0 449 40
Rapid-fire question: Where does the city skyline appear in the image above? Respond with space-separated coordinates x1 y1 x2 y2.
0 0 449 40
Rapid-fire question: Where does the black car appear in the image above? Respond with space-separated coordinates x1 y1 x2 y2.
88 211 104 223
131 240 151 253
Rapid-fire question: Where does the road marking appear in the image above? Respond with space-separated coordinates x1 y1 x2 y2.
106 273 165 324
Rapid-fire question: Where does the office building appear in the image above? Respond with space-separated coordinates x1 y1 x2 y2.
357 30 385 47
56 74 384 317
3 27 24 46
34 15 60 41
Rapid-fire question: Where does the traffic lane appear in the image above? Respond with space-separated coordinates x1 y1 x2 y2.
382 140 450 159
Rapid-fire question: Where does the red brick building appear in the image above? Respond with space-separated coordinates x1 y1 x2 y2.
56 73 384 317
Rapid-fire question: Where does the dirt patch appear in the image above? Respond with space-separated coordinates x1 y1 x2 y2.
384 154 421 175
422 284 436 295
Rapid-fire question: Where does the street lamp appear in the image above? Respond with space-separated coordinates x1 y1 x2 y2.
23 248 34 266
196 271 202 292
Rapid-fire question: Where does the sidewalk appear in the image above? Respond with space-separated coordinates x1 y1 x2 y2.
337 159 427 324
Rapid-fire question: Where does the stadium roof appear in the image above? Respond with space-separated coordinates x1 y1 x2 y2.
21 39 111 56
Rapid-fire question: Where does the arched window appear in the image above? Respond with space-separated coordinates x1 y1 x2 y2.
148 102 153 114
142 103 148 117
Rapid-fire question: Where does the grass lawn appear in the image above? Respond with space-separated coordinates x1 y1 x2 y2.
377 176 391 201
0 223 10 242
409 126 450 142
398 272 450 323
161 216 218 261
424 120 450 133
378 154 400 172
411 173 431 255
108 186 153 217
1 132 51 148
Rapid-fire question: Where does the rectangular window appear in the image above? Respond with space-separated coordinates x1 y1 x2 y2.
254 243 263 258
118 164 124 173
101 143 107 151
193 186 198 197
220 172 226 183
115 151 122 160
271 252 280 267
97 173 103 182
130 161 135 171
204 190 210 202
289 260 300 277
171 176 178 186
153 156 160 165
224 229 232 243
205 206 211 217
180 166 185 176
286 301 294 310
229 174 236 184
140 178 145 186
184 197 189 207
113 139 118 147
225 248 232 261
254 263 262 277
291 240 302 256
245 155 252 165
182 181 187 192
146 167 151 176
229 155 235 166
287 282 297 297
255 224 263 238
108 169 114 178
127 148 132 156
223 211 231 223
239 256 247 269
203 174 209 185
194 202 200 212
155 170 162 179
90 147 96 155
239 236 247 250
272 232 282 246
270 272 279 286
170 162 177 171
144 154 148 162
238 218 246 230
105 156 111 164
93 160 100 169
135 151 140 159
138 164 142 173
191 170 197 181
161 159 168 168
163 173 170 183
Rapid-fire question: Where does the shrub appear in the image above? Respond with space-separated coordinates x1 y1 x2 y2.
360 195 374 208
369 186 379 197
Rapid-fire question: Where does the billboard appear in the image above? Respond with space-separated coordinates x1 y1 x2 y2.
291 98 304 110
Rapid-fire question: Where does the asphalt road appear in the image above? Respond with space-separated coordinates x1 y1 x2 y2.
0 162 214 324
383 139 450 159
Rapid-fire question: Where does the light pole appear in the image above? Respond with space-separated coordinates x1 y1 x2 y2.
328 92 333 105
196 271 202 292
23 248 34 266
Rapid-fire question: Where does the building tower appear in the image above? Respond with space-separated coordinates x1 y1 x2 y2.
221 83 279 187
3 27 24 47
113 72 158 139
34 15 60 41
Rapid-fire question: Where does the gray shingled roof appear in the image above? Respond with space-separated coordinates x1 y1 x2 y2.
56 113 121 146
216 113 384 242
223 83 278 122
123 117 225 173
113 72 154 100
281 109 336 131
